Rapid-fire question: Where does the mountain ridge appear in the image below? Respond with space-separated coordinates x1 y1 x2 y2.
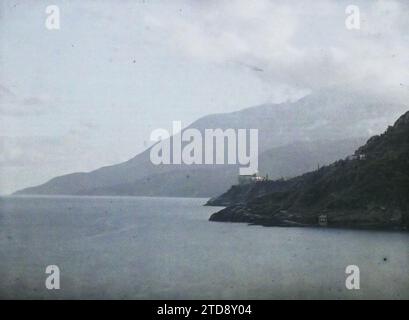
14 87 408 197
209 110 409 230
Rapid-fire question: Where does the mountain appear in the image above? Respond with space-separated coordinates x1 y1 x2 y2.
209 111 409 230
14 87 408 197
14 139 365 197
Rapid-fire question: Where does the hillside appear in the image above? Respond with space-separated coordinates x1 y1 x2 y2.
14 87 407 197
210 111 409 230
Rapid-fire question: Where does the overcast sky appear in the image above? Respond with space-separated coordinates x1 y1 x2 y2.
1 0 409 194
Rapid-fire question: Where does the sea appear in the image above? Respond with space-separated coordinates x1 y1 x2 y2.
0 196 408 299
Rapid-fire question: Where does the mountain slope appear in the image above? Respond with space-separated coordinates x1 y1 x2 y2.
14 138 365 197
14 87 407 197
210 111 409 230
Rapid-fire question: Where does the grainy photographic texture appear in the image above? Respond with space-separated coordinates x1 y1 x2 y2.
0 0 408 300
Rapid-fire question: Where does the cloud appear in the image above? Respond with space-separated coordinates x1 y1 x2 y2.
0 136 57 167
0 84 56 116
0 121 117 194
0 134 89 194
144 0 409 95
2 0 409 194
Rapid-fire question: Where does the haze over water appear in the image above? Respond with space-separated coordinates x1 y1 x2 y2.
0 196 408 299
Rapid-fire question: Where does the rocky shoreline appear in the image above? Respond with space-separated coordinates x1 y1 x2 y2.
208 111 409 232
209 205 407 231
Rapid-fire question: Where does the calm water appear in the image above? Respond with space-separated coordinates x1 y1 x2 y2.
0 196 408 299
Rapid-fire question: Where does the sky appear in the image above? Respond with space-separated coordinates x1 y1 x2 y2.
1 0 409 194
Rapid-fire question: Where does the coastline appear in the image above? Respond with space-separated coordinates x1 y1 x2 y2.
209 205 408 232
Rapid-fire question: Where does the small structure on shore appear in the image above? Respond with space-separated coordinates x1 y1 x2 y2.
238 173 264 185
346 153 366 161
318 214 328 227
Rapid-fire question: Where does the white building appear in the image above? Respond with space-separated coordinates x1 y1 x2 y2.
346 153 366 161
238 173 264 185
